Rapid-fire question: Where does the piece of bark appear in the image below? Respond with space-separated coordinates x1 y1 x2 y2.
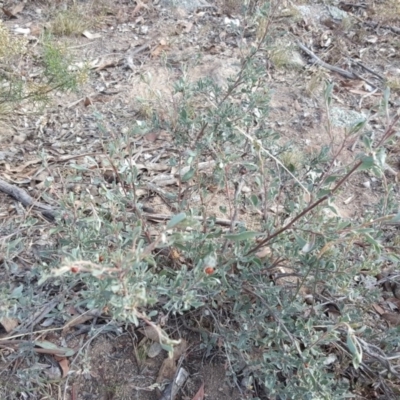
0 178 58 221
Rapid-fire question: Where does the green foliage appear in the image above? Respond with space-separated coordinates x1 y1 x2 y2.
0 22 85 114
35 61 399 398
41 36 87 92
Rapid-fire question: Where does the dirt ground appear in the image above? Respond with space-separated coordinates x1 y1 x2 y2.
1 0 400 399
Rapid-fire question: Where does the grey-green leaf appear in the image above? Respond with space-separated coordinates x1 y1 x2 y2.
224 231 259 241
167 213 187 229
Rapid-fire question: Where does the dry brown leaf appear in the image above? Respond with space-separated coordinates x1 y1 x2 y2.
387 297 400 309
11 3 24 16
62 314 95 335
71 384 78 400
156 357 176 384
30 24 42 36
84 97 92 107
255 246 271 259
381 313 400 326
269 204 285 214
131 0 149 17
172 339 187 361
151 41 169 58
2 8 14 18
192 383 205 400
92 58 121 71
371 303 385 315
2 3 24 18
139 325 161 342
144 131 158 142
0 317 19 333
57 358 70 378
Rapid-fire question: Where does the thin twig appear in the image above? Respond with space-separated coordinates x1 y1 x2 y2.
296 40 357 79
247 114 400 255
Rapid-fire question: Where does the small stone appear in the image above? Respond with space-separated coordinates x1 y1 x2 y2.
362 181 370 189
147 342 162 358
13 133 26 144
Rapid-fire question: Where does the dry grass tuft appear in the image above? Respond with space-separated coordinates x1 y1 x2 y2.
47 5 95 36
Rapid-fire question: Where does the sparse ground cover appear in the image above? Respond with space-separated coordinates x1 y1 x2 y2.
1 0 400 399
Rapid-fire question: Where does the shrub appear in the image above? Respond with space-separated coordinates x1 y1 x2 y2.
0 22 85 116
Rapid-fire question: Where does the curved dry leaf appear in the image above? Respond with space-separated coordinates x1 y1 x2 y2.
387 297 400 310
381 313 400 326
371 303 385 315
58 358 70 378
62 314 95 335
172 339 187 361
139 325 160 342
2 3 24 18
144 131 158 142
0 317 19 333
156 357 176 384
255 246 271 259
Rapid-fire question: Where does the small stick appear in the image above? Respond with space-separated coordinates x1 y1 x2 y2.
0 178 57 221
296 40 357 79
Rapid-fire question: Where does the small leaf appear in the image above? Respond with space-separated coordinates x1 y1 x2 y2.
58 358 69 378
324 175 339 185
346 330 362 369
324 82 334 106
35 341 75 357
160 342 173 353
317 189 331 199
167 213 186 229
294 235 307 248
11 285 23 299
358 155 374 171
139 325 161 342
181 167 195 182
388 212 400 224
180 108 187 120
381 313 400 326
363 233 381 253
0 317 19 333
148 310 158 318
35 341 60 350
224 231 259 241
250 194 259 206
383 86 390 108
302 237 315 253
348 119 366 135
362 135 372 150
375 148 386 168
